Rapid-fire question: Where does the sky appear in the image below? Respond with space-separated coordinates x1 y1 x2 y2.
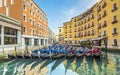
34 0 99 34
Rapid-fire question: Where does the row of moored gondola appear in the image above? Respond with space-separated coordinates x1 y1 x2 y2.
8 44 103 59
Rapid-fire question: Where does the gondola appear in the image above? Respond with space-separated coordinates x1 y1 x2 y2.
24 54 32 59
85 50 93 57
8 54 16 59
51 50 64 59
65 50 75 58
76 50 84 57
16 54 24 58
31 50 40 59
40 50 55 59
92 49 102 59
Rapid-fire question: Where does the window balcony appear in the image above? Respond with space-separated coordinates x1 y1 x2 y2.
98 9 101 12
112 32 118 35
98 35 101 37
98 17 101 20
102 13 107 17
102 23 107 27
112 20 118 24
112 7 118 12
91 33 94 35
103 34 106 37
74 36 77 38
88 33 90 36
91 24 94 27
87 19 90 21
78 30 80 32
91 16 94 19
102 2 107 8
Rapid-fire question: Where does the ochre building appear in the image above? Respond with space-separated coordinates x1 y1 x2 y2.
59 0 120 50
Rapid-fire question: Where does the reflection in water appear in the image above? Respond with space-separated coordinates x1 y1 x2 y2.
75 56 84 71
39 59 54 73
64 58 75 75
50 58 65 74
0 52 120 75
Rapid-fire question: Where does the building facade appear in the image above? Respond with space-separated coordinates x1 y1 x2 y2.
0 14 21 54
48 27 55 46
58 27 64 44
60 0 120 49
0 0 48 51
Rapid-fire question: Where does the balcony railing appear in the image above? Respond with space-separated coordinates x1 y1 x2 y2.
102 2 107 8
103 34 107 37
98 35 101 37
102 13 107 17
112 7 118 12
98 17 101 20
91 24 94 27
102 23 107 27
112 20 118 24
91 16 94 19
91 33 94 35
112 32 118 35
98 8 101 12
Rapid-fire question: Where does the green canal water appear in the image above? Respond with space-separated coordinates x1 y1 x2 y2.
0 51 120 75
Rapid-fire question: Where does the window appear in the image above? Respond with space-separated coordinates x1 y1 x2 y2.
91 14 94 19
88 17 90 21
88 24 90 28
11 0 14 5
103 31 106 36
30 18 32 25
23 27 26 33
70 41 72 44
103 10 107 17
91 29 94 35
84 19 86 23
4 0 7 6
98 23 101 29
23 14 27 22
91 21 94 27
33 30 35 35
31 3 33 8
59 29 61 32
70 34 72 38
33 20 36 26
98 14 101 20
34 39 39 46
98 6 101 11
6 7 9 16
113 28 117 35
23 5 26 11
78 33 80 37
113 39 118 46
98 32 101 37
112 15 118 24
25 38 30 45
4 27 17 45
4 37 17 45
102 1 106 8
103 20 107 27
112 3 117 11
30 10 32 15
88 31 90 36
30 29 33 35
0 0 2 7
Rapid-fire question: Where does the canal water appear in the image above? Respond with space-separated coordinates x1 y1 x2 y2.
0 51 120 75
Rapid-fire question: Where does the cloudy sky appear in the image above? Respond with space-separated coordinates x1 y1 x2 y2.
34 0 99 34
